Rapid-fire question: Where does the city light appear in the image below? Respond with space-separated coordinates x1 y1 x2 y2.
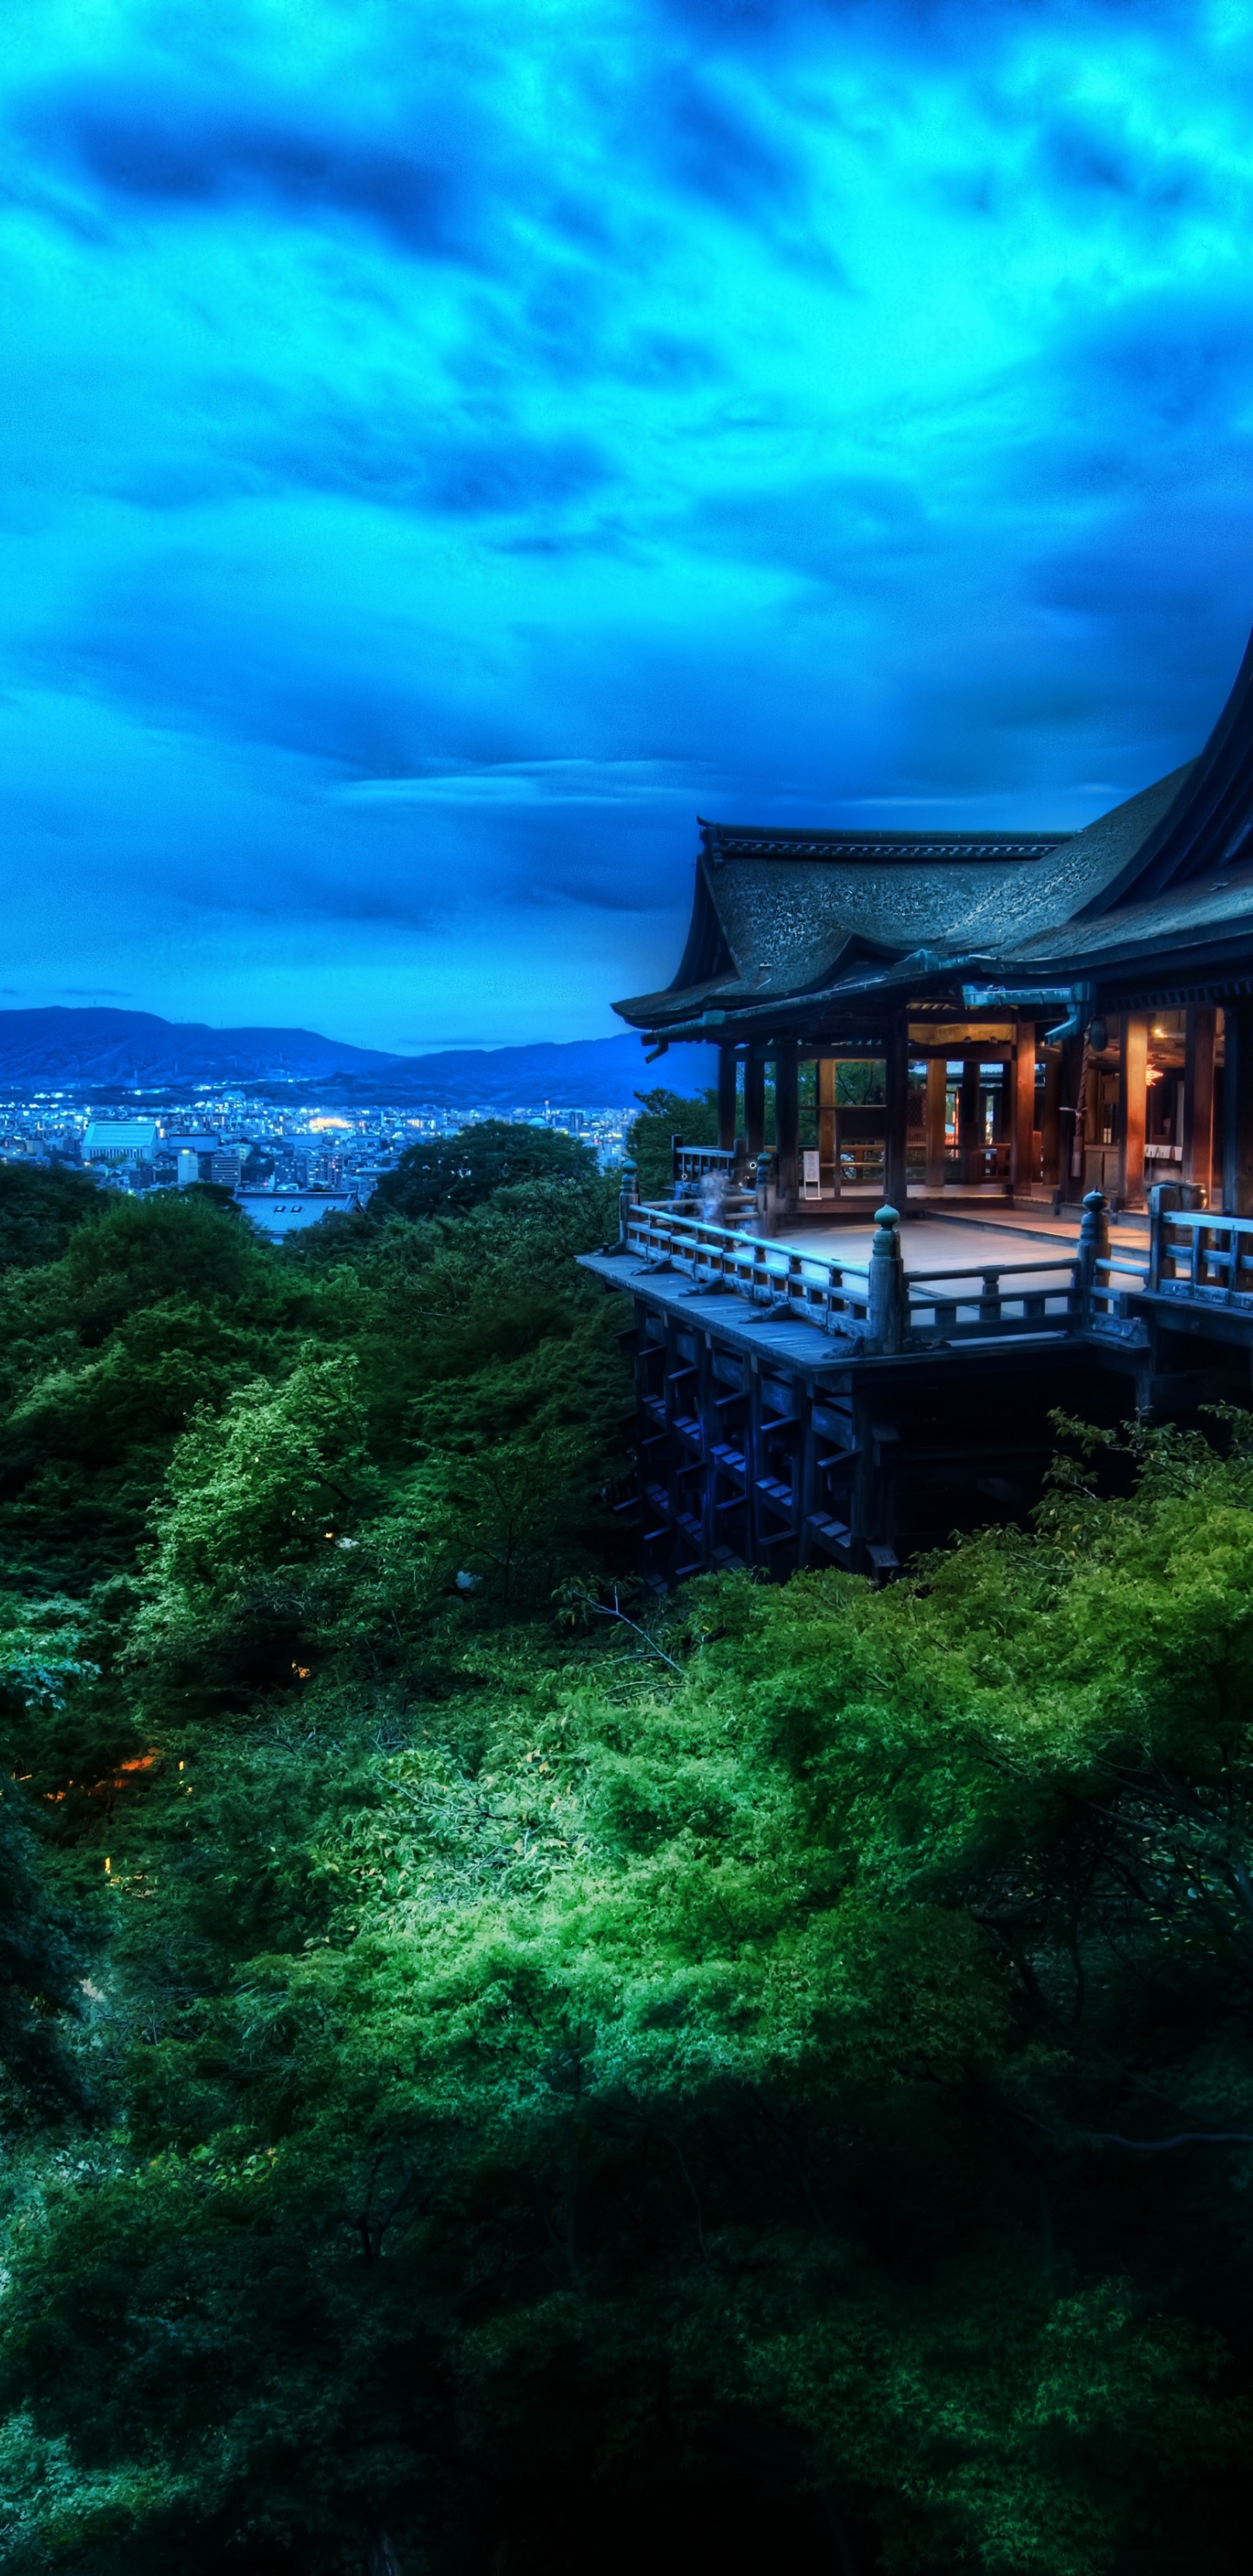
0 1083 632 1233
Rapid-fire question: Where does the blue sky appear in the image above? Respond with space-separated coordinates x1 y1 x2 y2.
3 0 1253 1050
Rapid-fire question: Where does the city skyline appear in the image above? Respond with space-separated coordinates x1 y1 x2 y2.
4 2 1253 1048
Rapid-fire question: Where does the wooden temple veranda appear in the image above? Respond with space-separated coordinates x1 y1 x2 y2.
580 622 1253 1581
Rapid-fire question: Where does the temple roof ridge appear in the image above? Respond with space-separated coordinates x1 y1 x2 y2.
698 820 1072 865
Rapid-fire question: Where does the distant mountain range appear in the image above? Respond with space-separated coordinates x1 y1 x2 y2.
0 1009 717 1106
357 1036 719 1110
0 1009 390 1083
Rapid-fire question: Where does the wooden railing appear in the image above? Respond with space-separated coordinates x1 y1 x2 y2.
614 1181 1183 1355
1149 1208 1253 1305
673 1141 1016 1188
620 1199 1088 1352
613 1176 1253 1353
1089 1251 1150 1337
672 1141 742 1187
905 1256 1078 1340
623 1200 875 1339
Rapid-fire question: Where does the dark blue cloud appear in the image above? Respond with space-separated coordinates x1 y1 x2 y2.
653 68 802 218
650 0 1189 57
261 414 613 515
25 84 477 262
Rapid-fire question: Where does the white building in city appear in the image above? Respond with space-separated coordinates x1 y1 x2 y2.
84 1117 158 1163
237 1191 360 1238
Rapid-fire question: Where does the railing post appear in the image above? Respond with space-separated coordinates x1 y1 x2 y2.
619 1159 639 1245
868 1204 906 1353
1075 1187 1109 1327
1146 1182 1169 1293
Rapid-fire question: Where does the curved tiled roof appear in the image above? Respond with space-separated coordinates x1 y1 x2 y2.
995 860 1253 977
616 765 1196 1029
614 607 1253 1033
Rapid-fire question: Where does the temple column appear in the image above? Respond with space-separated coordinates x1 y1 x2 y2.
1116 1011 1149 1207
1010 1018 1037 1197
1222 999 1253 1215
817 1056 840 1197
960 1057 982 1184
1083 1035 1102 1195
717 1044 738 1154
1183 1004 1217 1204
924 1057 948 1191
884 1009 909 1211
1040 1045 1062 1191
744 1043 766 1161
774 1037 800 1208
1059 1031 1087 1202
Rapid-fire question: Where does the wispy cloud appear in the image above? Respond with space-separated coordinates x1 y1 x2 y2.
334 758 703 808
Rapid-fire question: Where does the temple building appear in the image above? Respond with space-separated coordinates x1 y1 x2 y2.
614 627 1253 1218
581 620 1253 1586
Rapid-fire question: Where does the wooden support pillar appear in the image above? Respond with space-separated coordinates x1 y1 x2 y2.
1222 999 1253 1215
1084 1037 1105 1196
852 1385 901 1576
924 1057 948 1191
884 1009 909 1211
663 1315 681 1587
959 1057 982 1184
744 1043 766 1160
1040 1046 1062 1191
774 1037 800 1207
817 1056 840 1197
745 1360 764 1569
1183 1003 1217 1204
1116 1011 1149 1207
698 1337 718 1568
716 1044 738 1154
1010 1018 1037 1197
1059 1032 1086 1201
795 1385 818 1569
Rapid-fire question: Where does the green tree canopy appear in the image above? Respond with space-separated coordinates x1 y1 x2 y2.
3 1407 1253 2568
3 1177 1253 2573
0 1163 102 1272
371 1118 596 1221
625 1084 718 1197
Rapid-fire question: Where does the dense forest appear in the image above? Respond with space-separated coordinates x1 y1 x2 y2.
1 1124 1252 2574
